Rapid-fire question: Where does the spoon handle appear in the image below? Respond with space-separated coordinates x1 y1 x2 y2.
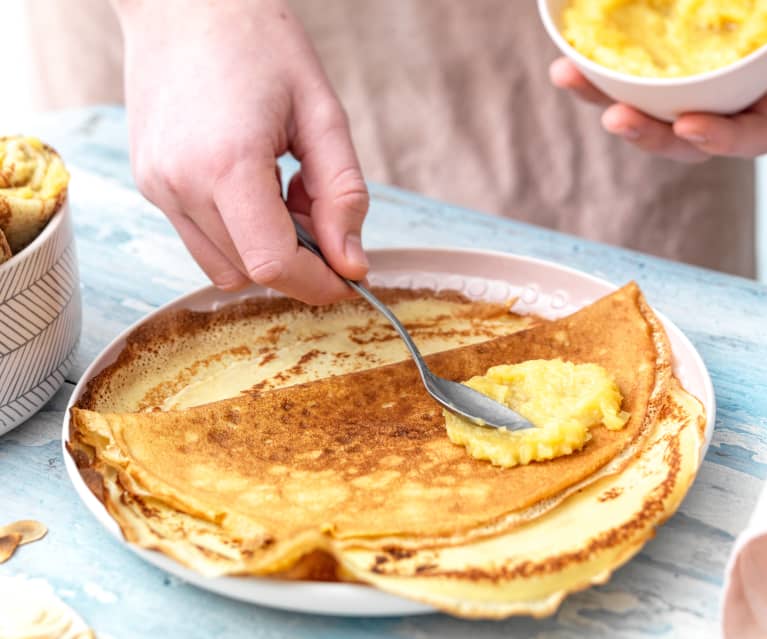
291 216 534 431
292 219 429 377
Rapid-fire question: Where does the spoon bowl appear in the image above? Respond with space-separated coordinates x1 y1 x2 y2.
292 219 535 432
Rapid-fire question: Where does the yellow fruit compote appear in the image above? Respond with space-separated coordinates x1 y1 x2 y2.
563 0 767 78
444 359 629 467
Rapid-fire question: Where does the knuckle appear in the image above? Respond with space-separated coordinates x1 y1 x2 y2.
212 141 275 188
335 188 370 220
329 167 369 213
155 156 186 198
243 250 287 285
310 98 349 133
133 151 186 201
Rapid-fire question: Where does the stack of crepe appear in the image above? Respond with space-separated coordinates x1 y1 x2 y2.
68 283 705 618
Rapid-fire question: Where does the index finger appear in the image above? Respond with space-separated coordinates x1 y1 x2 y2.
214 158 356 305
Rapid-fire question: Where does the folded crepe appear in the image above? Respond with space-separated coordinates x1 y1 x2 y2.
339 378 704 618
68 283 705 617
0 136 69 254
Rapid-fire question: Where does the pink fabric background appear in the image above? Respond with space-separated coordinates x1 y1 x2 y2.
23 0 756 277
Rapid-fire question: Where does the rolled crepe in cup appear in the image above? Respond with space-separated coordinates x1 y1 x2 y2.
0 136 69 255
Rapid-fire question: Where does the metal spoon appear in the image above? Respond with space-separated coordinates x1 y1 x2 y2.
293 219 534 431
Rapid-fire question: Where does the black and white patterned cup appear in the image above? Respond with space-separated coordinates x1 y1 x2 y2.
0 201 81 435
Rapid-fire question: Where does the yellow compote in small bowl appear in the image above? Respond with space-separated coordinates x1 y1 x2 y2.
538 0 767 121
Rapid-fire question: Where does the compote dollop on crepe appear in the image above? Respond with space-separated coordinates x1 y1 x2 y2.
68 283 705 618
0 136 69 254
341 378 704 618
445 359 630 467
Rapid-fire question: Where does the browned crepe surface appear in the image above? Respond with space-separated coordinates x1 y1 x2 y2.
77 288 533 413
70 283 669 553
336 378 704 619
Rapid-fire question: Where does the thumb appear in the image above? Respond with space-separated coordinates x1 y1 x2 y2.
290 93 370 281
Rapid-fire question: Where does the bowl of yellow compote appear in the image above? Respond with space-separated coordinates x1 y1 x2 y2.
538 0 767 121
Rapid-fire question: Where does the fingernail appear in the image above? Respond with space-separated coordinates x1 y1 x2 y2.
677 132 708 144
618 127 641 140
344 233 369 269
247 259 283 283
214 272 246 291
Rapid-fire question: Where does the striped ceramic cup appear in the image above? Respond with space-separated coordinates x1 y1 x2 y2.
0 201 81 435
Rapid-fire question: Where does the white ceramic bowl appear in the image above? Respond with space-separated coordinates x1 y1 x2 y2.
538 0 767 121
0 201 81 436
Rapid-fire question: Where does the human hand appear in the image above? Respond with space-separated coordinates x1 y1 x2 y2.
550 57 767 163
114 0 369 304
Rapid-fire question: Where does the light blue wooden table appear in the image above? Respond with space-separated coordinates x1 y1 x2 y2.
1 106 766 639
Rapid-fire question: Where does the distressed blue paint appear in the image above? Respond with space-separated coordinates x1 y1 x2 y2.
707 442 767 480
0 106 765 639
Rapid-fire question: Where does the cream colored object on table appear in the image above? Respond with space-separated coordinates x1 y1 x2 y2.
722 481 767 638
538 0 767 121
0 575 94 639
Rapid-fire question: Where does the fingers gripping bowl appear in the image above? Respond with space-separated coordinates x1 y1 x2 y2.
538 0 767 121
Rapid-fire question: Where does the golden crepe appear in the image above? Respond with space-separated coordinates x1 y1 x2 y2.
0 228 10 266
68 283 704 618
338 378 705 618
72 289 539 569
0 136 69 255
77 289 535 413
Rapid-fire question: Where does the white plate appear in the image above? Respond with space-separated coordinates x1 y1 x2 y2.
62 248 715 617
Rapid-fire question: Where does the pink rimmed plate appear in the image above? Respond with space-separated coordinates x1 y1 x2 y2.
62 248 715 617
